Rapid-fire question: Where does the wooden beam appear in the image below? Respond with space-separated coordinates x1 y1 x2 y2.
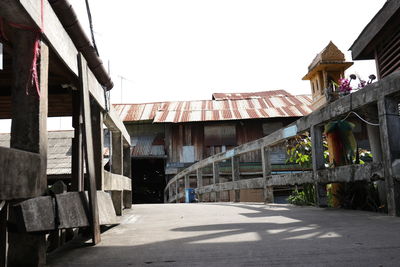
78 54 101 244
123 146 132 178
103 171 132 191
104 107 131 146
378 96 400 216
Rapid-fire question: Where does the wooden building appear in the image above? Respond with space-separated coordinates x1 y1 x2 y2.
0 1 132 266
114 90 313 203
350 0 400 78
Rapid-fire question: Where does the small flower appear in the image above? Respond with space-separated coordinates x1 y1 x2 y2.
338 78 352 93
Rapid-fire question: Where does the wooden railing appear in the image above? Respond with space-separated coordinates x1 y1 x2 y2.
164 71 400 216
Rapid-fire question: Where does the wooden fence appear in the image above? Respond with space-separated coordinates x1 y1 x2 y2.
165 71 400 216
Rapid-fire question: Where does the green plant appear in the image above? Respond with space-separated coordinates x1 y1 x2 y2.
287 185 315 206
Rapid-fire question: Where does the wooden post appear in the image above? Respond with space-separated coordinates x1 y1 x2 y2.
111 131 123 175
367 121 387 207
72 90 84 191
311 125 328 207
184 175 189 203
261 146 273 203
0 203 7 267
231 156 240 202
196 168 203 202
123 145 131 178
111 191 123 216
78 54 101 244
378 97 400 216
91 98 104 190
8 38 48 266
213 162 220 202
175 181 179 203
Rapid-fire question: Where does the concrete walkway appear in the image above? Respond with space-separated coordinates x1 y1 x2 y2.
48 203 400 266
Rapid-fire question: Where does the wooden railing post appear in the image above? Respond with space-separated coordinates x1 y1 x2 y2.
196 168 203 202
378 96 400 216
311 125 327 207
213 162 220 202
231 156 240 202
123 145 132 209
175 180 179 203
91 99 104 190
261 146 273 203
111 131 123 175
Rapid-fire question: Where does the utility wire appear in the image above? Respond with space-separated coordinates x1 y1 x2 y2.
341 111 380 126
84 0 99 56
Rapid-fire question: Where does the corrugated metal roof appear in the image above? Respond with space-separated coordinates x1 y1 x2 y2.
114 91 313 123
212 90 291 100
131 135 165 157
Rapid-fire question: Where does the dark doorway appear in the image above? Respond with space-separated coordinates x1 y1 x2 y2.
132 158 166 203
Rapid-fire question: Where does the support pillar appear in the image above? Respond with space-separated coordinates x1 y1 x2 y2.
8 37 48 266
378 97 400 216
91 99 104 190
261 146 273 203
196 168 203 202
72 89 84 192
311 125 328 207
111 131 123 175
213 162 220 202
231 156 240 202
111 191 123 216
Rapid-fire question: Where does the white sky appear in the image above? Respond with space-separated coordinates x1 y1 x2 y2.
0 0 388 132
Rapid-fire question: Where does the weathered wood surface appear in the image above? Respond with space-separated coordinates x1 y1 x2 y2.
378 96 400 216
7 191 117 233
111 131 123 175
0 202 7 267
311 125 328 207
103 171 132 191
71 90 84 191
165 72 400 194
0 147 41 200
56 192 89 229
79 54 101 244
105 107 131 146
91 99 104 190
0 0 78 75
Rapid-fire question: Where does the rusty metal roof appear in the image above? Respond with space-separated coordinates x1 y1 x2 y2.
212 90 291 100
114 91 313 123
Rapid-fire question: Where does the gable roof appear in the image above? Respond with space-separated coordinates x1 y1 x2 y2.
114 91 313 123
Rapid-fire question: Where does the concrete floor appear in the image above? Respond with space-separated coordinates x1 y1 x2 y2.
48 203 400 266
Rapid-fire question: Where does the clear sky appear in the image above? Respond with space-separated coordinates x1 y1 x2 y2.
70 0 386 104
0 0 388 132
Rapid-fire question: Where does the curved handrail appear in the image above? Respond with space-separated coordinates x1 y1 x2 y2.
164 72 399 204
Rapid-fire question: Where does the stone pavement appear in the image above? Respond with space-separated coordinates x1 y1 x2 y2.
47 203 400 266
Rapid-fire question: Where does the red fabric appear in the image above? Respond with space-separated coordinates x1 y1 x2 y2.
0 0 44 97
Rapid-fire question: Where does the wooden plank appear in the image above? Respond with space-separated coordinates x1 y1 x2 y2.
0 147 41 200
103 171 132 191
78 54 101 244
104 107 131 146
56 192 89 229
378 96 400 216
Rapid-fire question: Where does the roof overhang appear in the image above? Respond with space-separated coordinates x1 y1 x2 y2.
302 62 354 80
350 0 400 60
